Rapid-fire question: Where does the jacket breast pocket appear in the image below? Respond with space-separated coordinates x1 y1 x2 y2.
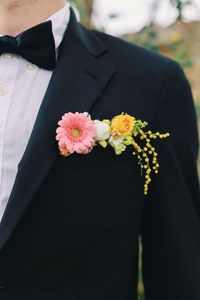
52 145 136 171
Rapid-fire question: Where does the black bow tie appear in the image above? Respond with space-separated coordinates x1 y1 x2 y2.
0 21 56 70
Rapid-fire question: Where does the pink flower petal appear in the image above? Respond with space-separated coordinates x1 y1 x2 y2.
56 112 96 155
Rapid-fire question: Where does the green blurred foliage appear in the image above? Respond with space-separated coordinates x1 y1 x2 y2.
125 27 192 69
70 0 93 26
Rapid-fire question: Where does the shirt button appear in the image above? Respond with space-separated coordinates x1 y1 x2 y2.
0 86 6 96
3 53 13 59
27 63 37 70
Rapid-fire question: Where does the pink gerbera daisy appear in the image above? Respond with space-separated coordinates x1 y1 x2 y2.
56 112 97 156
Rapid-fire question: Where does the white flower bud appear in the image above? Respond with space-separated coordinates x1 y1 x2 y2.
94 120 111 141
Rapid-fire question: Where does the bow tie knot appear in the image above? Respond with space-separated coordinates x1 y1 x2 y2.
0 21 56 70
0 35 18 54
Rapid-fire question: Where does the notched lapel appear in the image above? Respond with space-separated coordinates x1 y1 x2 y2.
0 8 115 251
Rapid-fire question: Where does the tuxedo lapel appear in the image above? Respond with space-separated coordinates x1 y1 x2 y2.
0 8 115 251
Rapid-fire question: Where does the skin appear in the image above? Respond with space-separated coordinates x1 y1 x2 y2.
0 0 66 36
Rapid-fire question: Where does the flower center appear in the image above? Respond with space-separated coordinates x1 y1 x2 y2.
113 134 121 140
72 128 81 137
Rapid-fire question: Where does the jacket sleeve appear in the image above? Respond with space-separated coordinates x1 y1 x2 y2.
141 60 200 300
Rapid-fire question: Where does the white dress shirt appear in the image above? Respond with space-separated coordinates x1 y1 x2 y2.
0 3 70 222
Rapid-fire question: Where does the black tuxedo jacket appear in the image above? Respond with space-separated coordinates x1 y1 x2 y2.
0 8 199 300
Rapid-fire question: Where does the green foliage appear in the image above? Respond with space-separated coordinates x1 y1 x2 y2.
69 0 88 24
70 0 93 26
126 27 160 52
173 49 192 68
125 26 192 70
133 120 148 137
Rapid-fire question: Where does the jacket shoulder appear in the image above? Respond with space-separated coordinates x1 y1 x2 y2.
92 29 180 79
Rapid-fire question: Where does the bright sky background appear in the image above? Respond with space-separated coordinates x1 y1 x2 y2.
92 0 200 36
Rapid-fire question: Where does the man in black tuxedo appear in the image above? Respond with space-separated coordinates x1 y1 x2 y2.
0 0 199 299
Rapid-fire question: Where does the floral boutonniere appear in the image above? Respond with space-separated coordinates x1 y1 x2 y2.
56 112 170 195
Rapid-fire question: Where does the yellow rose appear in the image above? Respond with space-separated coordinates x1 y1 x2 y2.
111 114 135 136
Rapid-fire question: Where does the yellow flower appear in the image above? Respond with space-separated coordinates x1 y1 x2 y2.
111 114 135 136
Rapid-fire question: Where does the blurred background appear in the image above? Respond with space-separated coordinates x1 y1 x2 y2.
70 1 200 299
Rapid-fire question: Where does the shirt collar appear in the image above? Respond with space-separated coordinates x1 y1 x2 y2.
46 2 71 51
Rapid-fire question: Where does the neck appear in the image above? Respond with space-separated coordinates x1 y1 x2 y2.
0 0 66 36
